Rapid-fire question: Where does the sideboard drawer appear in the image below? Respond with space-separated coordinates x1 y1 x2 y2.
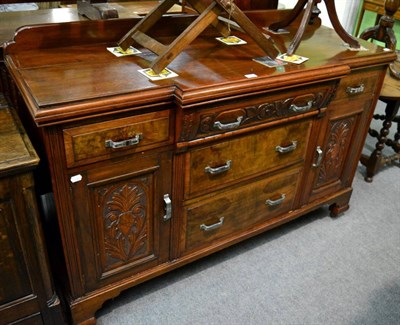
182 166 302 253
179 83 335 142
63 110 172 167
334 69 380 102
185 119 312 199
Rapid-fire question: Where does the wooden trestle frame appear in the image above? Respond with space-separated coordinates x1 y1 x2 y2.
118 0 280 73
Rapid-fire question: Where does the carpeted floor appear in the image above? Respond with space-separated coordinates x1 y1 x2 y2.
97 102 400 325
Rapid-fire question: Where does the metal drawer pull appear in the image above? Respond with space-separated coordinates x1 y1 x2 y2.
205 160 232 175
265 194 286 207
105 134 142 149
275 141 297 153
200 217 225 231
213 116 243 130
346 84 365 95
163 194 172 221
313 146 323 167
290 100 313 113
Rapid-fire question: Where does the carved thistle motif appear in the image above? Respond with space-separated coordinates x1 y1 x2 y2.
317 117 355 186
100 183 148 265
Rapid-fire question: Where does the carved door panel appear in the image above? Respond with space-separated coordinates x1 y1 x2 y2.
302 98 374 204
69 151 172 292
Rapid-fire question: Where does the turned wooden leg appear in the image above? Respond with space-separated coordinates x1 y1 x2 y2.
360 99 400 182
359 0 399 51
394 115 400 149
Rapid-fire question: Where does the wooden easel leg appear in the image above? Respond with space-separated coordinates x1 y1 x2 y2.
227 2 280 58
287 0 314 55
190 0 231 37
118 0 280 73
151 2 222 73
119 0 178 50
323 0 360 49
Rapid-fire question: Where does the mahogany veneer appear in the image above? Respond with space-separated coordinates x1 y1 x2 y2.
2 10 395 324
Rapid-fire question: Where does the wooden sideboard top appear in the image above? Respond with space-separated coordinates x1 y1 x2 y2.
0 96 39 176
3 11 396 125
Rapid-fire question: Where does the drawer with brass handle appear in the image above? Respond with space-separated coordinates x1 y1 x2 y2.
184 119 312 199
178 82 337 142
63 110 172 167
333 68 381 102
182 167 302 253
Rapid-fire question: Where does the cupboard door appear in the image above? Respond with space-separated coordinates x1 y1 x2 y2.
301 68 386 208
303 97 374 205
69 151 172 292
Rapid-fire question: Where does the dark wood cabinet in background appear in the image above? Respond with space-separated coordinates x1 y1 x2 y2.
0 101 64 325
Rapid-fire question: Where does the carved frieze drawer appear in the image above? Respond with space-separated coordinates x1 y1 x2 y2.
333 68 381 102
63 110 173 167
179 83 336 142
184 118 312 199
181 166 302 254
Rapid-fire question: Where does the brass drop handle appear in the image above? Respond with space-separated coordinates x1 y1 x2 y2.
346 84 365 95
200 217 225 231
265 194 286 206
290 100 313 113
213 116 243 130
275 141 297 153
205 160 232 175
163 194 172 221
105 134 142 149
313 146 323 167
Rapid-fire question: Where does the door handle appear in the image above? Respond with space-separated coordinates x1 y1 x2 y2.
313 146 323 167
163 194 172 221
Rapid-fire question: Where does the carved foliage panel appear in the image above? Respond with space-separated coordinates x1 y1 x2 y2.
316 116 356 188
93 176 153 274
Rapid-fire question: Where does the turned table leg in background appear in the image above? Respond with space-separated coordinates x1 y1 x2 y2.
360 98 400 182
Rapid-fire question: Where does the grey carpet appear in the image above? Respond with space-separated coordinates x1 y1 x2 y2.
97 102 400 325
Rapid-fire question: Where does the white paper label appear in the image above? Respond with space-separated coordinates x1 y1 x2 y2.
70 174 83 183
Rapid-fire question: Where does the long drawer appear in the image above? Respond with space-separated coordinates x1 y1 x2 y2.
182 166 302 253
178 82 336 142
184 118 312 199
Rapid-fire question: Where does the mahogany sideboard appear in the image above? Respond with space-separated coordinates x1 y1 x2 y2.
0 96 64 324
2 10 395 324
